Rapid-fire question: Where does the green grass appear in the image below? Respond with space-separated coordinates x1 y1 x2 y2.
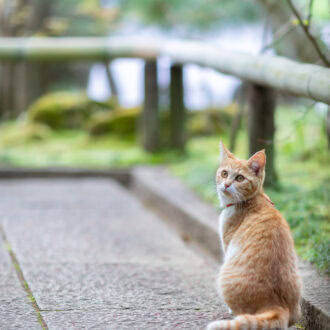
0 105 329 272
0 123 183 168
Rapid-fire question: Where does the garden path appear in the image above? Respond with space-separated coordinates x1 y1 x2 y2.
0 178 228 329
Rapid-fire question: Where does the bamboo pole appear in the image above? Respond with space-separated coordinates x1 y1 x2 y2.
0 37 329 105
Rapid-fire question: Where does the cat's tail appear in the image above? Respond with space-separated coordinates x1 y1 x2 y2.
206 306 290 330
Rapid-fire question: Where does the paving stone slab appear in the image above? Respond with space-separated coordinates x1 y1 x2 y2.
21 263 221 312
1 179 201 265
42 309 227 330
0 236 41 330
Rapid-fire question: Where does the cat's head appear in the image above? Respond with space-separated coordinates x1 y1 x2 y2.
216 141 266 206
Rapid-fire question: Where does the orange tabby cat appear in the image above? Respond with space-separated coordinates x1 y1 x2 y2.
207 142 302 330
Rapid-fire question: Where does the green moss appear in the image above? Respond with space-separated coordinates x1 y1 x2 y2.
89 97 119 111
28 91 89 129
187 104 235 136
188 112 212 136
0 122 51 146
28 91 117 129
87 107 141 136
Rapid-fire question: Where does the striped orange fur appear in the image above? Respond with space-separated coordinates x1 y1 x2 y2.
207 142 302 330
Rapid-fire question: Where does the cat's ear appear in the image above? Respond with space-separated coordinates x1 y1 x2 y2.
219 141 234 163
247 150 266 175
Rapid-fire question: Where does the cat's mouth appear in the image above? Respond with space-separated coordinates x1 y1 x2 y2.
220 186 232 195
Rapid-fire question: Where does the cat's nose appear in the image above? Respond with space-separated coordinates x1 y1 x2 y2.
224 183 231 189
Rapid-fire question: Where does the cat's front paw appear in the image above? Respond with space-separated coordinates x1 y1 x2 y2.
206 320 222 330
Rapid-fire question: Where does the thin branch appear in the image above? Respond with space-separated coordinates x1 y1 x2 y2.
261 21 297 53
286 0 330 67
307 0 314 27
261 12 270 51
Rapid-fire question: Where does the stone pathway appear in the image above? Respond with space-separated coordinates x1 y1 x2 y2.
0 178 227 329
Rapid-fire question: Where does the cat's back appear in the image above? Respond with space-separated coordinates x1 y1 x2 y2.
231 197 297 270
242 201 290 237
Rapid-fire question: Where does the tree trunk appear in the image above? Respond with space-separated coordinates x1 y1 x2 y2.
248 84 277 186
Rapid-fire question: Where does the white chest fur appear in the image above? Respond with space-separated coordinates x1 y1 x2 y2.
218 206 236 256
224 241 240 263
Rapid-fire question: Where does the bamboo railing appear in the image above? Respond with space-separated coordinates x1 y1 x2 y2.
0 37 329 105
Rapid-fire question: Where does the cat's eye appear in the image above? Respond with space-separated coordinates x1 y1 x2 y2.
221 170 228 178
236 175 245 182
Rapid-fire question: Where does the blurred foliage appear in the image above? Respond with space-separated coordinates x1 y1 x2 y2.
28 91 118 129
121 0 329 31
0 0 119 37
187 105 235 137
295 0 329 21
87 106 140 136
0 0 327 39
0 122 51 145
46 0 119 36
28 91 92 129
121 0 261 30
0 125 182 167
1 0 328 37
25 89 236 141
